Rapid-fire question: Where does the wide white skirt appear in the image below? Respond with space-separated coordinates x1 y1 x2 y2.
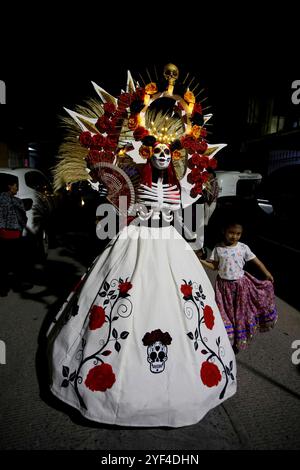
47 224 236 427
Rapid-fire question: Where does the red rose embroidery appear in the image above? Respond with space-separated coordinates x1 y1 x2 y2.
181 284 193 297
203 305 215 330
118 281 133 295
89 305 106 330
200 361 222 387
85 363 116 392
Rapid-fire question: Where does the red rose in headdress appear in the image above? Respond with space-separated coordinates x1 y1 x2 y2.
208 158 217 169
91 134 106 149
103 102 116 115
192 103 203 115
79 131 93 147
96 115 111 133
118 93 132 109
133 126 149 141
128 114 139 131
195 140 208 153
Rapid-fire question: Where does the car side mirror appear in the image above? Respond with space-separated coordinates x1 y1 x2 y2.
22 198 33 211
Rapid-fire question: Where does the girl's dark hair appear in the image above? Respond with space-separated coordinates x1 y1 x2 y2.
220 209 245 232
222 219 244 231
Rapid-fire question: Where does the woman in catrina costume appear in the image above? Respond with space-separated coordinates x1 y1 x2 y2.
47 64 236 427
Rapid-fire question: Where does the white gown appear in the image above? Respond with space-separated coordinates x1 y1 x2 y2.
47 180 236 428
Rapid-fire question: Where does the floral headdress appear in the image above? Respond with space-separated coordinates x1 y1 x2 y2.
53 64 226 201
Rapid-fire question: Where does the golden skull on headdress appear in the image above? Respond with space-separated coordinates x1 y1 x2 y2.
163 63 179 85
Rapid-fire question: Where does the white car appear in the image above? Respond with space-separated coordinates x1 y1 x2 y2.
215 170 274 215
0 167 56 259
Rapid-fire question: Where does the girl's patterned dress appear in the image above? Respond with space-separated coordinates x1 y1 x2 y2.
210 242 277 351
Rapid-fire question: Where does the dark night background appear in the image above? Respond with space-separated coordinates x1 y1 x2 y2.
1 10 300 456
0 66 296 170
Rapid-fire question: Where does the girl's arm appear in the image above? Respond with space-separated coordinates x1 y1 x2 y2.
200 259 219 271
250 257 274 282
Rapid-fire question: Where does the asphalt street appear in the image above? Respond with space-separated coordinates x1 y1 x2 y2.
0 242 300 451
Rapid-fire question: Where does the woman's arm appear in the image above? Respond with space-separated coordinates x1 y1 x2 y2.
250 257 274 282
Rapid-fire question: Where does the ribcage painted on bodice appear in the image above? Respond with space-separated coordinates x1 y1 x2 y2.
136 179 181 221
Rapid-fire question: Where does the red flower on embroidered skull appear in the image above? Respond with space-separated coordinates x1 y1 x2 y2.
203 305 215 330
200 361 222 387
89 305 106 330
84 363 116 392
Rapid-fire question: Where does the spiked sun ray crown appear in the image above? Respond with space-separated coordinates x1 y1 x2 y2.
53 64 226 206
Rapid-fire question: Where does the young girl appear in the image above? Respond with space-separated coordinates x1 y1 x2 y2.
201 220 277 352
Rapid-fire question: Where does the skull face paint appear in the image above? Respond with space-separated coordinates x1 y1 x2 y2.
151 143 171 170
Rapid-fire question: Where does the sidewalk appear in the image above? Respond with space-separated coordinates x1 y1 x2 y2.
0 248 299 450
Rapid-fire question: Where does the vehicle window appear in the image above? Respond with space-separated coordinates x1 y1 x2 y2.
25 171 52 193
236 180 261 199
0 173 19 193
